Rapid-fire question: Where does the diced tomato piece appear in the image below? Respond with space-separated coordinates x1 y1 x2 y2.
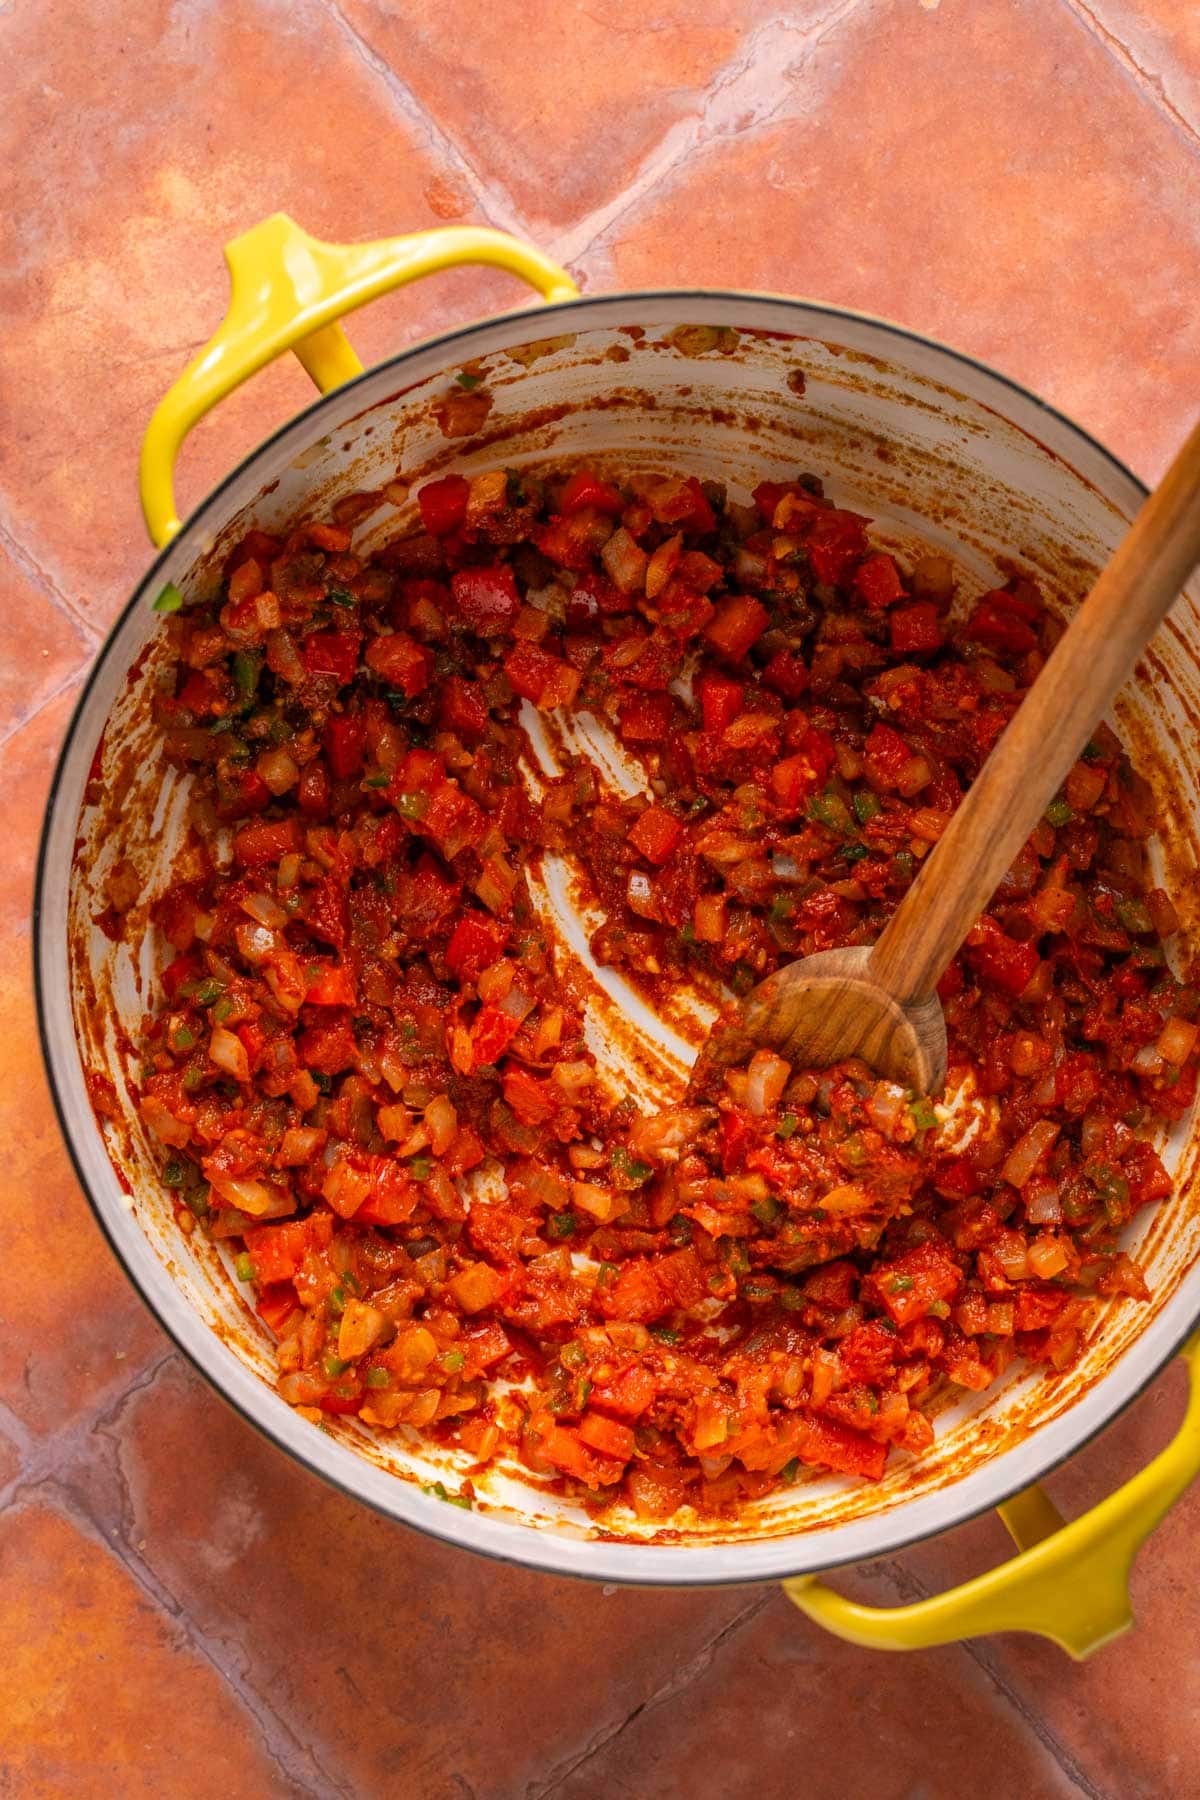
570 570 631 621
462 1319 512 1370
770 728 836 813
697 672 743 735
1015 1287 1069 1332
444 1125 487 1177
365 632 433 697
588 1363 657 1418
256 1286 302 1336
417 474 470 536
890 601 944 654
302 631 361 684
504 641 582 710
618 693 674 744
470 1005 522 1066
233 818 302 867
804 510 868 585
355 1161 419 1227
796 1414 887 1481
244 1213 334 1285
446 914 511 983
600 1259 666 1323
450 564 521 632
864 721 914 789
873 1239 963 1327
751 479 789 523
760 649 810 698
560 467 624 515
853 552 905 609
704 595 769 660
297 1016 358 1075
968 918 1040 997
503 1067 557 1127
161 952 202 1004
529 1413 623 1486
652 475 716 535
840 1320 901 1384
323 715 367 779
577 1411 636 1461
628 805 684 866
304 962 357 1007
320 1379 365 1416
966 589 1041 654
721 1107 752 1168
438 675 490 739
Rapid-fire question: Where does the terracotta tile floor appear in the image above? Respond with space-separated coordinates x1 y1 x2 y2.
3 1 1199 1792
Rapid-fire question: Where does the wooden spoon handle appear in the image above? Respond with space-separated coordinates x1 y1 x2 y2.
869 418 1200 1009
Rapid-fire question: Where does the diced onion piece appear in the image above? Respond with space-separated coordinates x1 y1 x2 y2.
424 1094 458 1156
627 870 659 919
1131 1042 1165 1076
258 747 300 795
693 892 727 942
1028 1236 1070 1278
1156 1015 1198 1067
571 1181 621 1222
278 1370 327 1406
600 526 649 594
210 1172 290 1218
241 891 289 929
141 1094 191 1149
549 1060 595 1095
498 984 537 1022
645 532 682 600
1000 1119 1059 1189
475 854 517 915
1147 888 1180 939
235 921 280 964
337 1299 389 1361
628 1106 711 1161
994 1238 1030 1281
820 1183 873 1216
745 1049 791 1116
278 1125 326 1166
1025 1179 1063 1225
209 1026 251 1083
448 1262 504 1314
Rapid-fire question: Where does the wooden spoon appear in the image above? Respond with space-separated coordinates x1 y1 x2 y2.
701 421 1200 1097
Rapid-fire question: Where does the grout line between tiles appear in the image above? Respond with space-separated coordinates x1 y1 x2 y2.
871 1557 1108 1800
0 510 101 644
0 1361 350 1800
316 0 539 242
0 661 89 755
1057 0 1200 161
526 1588 775 1798
546 0 868 271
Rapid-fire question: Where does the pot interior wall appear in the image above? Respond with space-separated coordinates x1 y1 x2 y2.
43 296 1200 1581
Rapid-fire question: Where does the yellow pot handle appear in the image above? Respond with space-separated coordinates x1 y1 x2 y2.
784 1331 1200 1659
140 213 579 548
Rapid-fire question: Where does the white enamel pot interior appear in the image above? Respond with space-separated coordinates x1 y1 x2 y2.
36 292 1200 1584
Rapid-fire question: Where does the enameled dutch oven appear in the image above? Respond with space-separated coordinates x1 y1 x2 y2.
35 215 1200 1658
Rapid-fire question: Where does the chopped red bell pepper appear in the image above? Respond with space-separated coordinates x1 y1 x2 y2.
438 675 490 739
504 641 582 710
804 510 868 585
445 914 511 982
450 564 522 631
697 672 743 735
627 805 684 865
302 631 361 684
365 632 433 696
418 474 470 536
703 596 769 660
890 600 943 654
853 552 905 609
233 818 302 867
560 467 624 516
968 918 1040 997
966 589 1041 655
323 715 367 780
470 1004 522 1066
618 692 674 744
304 962 357 1007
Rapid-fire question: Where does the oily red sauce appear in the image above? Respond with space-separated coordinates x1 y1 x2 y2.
121 455 1199 1517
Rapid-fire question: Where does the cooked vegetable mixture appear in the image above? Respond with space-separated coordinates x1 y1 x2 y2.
125 454 1199 1515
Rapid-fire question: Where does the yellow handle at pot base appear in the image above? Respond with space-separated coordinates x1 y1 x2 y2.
140 213 578 547
784 1332 1200 1658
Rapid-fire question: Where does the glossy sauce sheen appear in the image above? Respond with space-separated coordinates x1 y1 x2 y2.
116 454 1200 1520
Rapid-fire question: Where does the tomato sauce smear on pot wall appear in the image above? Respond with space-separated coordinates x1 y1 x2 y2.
117 454 1200 1521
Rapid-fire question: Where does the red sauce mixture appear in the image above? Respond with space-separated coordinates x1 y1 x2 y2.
124 458 1199 1516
